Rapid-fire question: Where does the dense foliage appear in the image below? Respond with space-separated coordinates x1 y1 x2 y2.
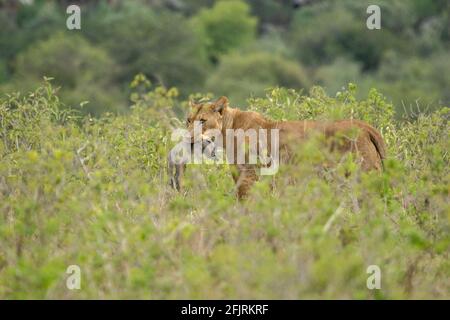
0 81 448 298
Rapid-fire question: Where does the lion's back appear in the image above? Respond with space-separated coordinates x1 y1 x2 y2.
275 119 386 171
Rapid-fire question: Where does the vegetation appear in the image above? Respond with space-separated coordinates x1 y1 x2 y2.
0 81 448 298
191 0 258 61
2 32 123 116
205 52 310 104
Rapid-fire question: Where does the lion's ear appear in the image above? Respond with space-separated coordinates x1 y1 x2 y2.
213 96 229 115
189 100 197 109
189 100 201 111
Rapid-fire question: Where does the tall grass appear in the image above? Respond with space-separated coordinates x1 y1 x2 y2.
0 81 448 299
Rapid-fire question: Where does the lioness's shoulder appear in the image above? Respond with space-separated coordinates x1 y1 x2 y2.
233 110 269 128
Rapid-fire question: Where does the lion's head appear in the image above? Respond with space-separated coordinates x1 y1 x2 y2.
186 96 229 159
187 96 228 135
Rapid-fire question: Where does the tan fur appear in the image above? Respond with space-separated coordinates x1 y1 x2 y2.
185 96 386 199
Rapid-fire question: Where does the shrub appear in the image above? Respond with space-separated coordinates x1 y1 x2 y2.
2 32 124 116
289 3 404 70
0 1 65 63
375 52 450 113
206 52 310 105
83 2 209 94
191 0 258 61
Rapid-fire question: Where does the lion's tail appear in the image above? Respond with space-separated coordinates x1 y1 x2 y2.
366 125 387 168
353 120 387 168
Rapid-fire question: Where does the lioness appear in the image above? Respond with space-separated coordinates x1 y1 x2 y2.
174 96 386 199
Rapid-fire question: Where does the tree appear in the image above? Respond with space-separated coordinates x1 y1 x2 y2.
83 2 209 95
0 59 7 84
375 51 450 113
289 3 404 70
0 1 65 83
205 52 310 105
4 32 124 116
191 0 258 62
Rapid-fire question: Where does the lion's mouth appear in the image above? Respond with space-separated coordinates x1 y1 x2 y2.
190 138 217 160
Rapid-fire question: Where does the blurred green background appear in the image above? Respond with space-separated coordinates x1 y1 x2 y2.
0 0 449 116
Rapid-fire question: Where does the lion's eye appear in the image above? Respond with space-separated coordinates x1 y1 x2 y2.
200 119 207 124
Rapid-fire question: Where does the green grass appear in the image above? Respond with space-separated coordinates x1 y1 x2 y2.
0 81 448 299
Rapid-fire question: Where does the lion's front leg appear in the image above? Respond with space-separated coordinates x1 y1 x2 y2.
235 164 258 200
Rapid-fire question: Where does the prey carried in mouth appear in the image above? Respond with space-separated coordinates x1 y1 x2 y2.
168 136 218 192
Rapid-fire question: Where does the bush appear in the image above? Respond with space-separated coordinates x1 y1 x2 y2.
313 58 365 96
2 32 124 116
375 52 450 113
289 3 404 70
191 0 258 61
83 2 209 94
205 52 310 105
0 59 7 84
0 1 65 62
